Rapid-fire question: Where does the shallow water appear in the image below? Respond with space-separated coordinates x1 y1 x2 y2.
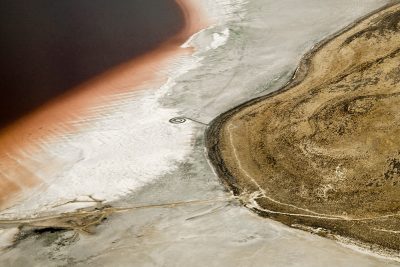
1 0 399 266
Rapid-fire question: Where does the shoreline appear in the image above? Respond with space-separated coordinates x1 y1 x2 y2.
0 0 208 210
0 1 398 265
205 2 400 261
206 1 400 195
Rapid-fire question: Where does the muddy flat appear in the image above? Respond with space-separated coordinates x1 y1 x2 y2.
207 3 400 256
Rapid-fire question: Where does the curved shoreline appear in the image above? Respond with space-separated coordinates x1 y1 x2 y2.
205 2 400 260
0 0 208 210
205 1 399 195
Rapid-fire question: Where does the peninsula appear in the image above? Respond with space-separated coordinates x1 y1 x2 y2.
206 3 400 258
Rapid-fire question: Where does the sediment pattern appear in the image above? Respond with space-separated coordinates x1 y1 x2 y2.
206 3 400 256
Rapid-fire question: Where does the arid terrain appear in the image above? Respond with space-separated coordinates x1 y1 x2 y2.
1 1 399 265
207 2 400 257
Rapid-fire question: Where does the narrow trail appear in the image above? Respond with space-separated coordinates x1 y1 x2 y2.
0 196 238 229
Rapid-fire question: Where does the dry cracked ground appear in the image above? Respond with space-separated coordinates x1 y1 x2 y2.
206 3 400 257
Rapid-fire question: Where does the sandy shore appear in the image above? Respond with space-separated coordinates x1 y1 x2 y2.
0 0 207 209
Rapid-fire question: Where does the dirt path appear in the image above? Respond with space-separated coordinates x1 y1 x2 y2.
206 2 400 258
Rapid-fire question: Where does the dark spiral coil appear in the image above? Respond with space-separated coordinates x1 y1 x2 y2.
169 117 186 124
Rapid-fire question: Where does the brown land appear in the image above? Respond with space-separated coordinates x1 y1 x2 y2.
206 3 400 257
0 0 208 210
